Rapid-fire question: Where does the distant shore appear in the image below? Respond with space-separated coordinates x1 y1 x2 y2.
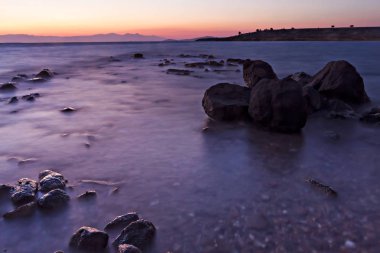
197 26 380 41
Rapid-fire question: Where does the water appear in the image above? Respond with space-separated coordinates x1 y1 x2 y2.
0 42 380 253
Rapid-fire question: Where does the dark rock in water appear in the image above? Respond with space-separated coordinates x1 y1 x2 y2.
185 61 224 68
39 170 66 192
77 190 97 199
70 226 109 251
0 184 14 194
36 69 54 79
11 74 28 82
27 77 46 83
105 213 140 230
38 169 64 181
133 53 144 59
360 107 380 123
109 56 121 62
303 86 322 113
60 107 77 113
202 83 250 121
248 78 308 133
8 97 18 104
310 60 369 104
290 72 312 86
38 189 70 209
166 69 193 76
118 244 142 253
327 99 356 119
21 93 40 102
199 54 215 59
3 201 37 220
243 60 278 88
11 178 38 205
227 58 249 64
0 82 17 91
306 179 337 197
113 219 156 249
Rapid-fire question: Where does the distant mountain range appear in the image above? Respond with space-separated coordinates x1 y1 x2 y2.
0 33 167 43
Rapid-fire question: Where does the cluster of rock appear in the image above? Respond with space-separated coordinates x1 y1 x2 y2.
69 213 155 253
0 69 54 92
1 170 69 219
202 59 375 132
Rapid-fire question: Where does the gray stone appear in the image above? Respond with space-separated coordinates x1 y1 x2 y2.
243 60 278 88
105 213 140 230
39 170 66 192
3 202 36 219
11 178 38 205
113 219 156 249
118 244 142 253
38 189 70 209
70 226 109 251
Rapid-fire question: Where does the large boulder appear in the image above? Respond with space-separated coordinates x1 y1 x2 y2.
11 178 38 205
113 219 156 249
202 83 250 121
70 226 109 251
248 78 308 133
105 213 140 230
38 189 70 209
310 60 369 104
243 60 278 88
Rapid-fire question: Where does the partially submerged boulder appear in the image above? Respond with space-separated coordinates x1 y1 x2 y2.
39 170 66 192
118 244 142 253
243 60 278 88
113 219 156 249
202 83 250 121
36 69 54 79
0 82 17 91
248 78 308 133
310 60 369 104
326 99 357 119
360 107 380 123
38 189 70 209
3 202 37 220
70 226 109 251
105 213 140 230
11 178 38 205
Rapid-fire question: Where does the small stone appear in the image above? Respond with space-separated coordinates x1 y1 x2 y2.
60 107 77 113
3 202 36 220
77 190 97 199
8 97 18 104
0 82 17 91
133 53 144 59
38 189 70 209
35 69 54 79
113 219 156 249
11 178 38 205
118 244 142 253
70 226 109 251
27 77 46 83
39 170 66 192
105 212 139 230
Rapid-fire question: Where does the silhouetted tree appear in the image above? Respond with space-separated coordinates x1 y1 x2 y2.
331 25 335 28
270 28 274 31
350 25 354 28
238 31 242 35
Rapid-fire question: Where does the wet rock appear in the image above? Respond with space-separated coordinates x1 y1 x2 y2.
8 97 18 104
113 219 156 249
202 83 250 121
38 189 70 209
38 169 64 181
118 244 142 253
327 99 357 119
60 107 77 113
0 184 14 194
303 86 322 113
133 53 144 59
70 226 109 251
166 69 193 76
35 69 54 79
21 93 40 102
10 178 38 205
290 72 312 86
3 202 36 220
243 60 278 88
27 77 46 83
227 58 248 65
0 82 17 91
39 170 66 192
105 212 140 230
310 60 369 104
185 61 224 68
248 78 308 133
199 54 215 59
77 190 97 199
109 56 121 62
11 74 28 82
360 107 380 123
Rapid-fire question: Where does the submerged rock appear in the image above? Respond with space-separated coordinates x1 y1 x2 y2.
166 69 193 76
3 202 37 220
248 78 308 133
8 97 19 104
327 99 357 119
118 244 142 253
227 58 248 64
39 170 66 192
21 93 40 102
0 82 17 91
11 74 28 82
185 61 224 68
11 178 38 205
38 189 70 209
105 212 140 230
70 226 109 251
133 53 144 59
310 60 369 104
77 190 97 199
303 86 322 113
360 107 380 123
60 107 77 113
36 69 54 79
290 72 312 86
27 77 46 83
113 219 156 249
243 60 278 88
202 83 251 121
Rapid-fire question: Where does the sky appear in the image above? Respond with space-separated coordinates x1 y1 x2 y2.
0 0 380 39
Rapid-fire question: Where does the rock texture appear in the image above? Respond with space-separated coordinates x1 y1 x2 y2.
11 178 38 205
39 170 66 192
118 244 142 253
105 213 140 230
38 189 70 209
70 226 109 251
243 60 278 88
113 219 156 249
3 202 36 219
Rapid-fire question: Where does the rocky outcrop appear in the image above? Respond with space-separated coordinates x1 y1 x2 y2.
118 244 142 253
202 83 251 121
248 78 308 132
105 213 140 230
113 219 156 249
38 189 70 209
70 227 109 251
310 60 369 104
243 60 278 88
11 178 38 205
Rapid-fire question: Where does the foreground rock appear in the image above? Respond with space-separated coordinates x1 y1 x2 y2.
243 60 278 88
118 244 142 253
0 82 17 91
360 107 380 123
133 53 144 59
113 219 156 249
202 83 250 121
70 226 109 251
310 60 369 104
11 178 38 205
3 202 36 220
36 69 54 79
39 170 66 192
105 213 140 230
248 78 308 132
38 189 70 209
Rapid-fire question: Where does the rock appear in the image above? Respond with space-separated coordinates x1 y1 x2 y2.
38 189 70 209
113 219 156 249
105 213 140 230
21 93 40 102
248 78 308 133
0 184 14 194
185 61 224 68
27 77 46 83
11 74 28 82
39 171 66 192
166 69 193 76
77 190 97 199
303 86 322 113
133 53 144 59
38 170 63 180
243 60 278 88
8 97 18 104
3 202 36 219
290 72 312 86
118 244 142 253
0 82 17 91
36 69 54 79
199 54 215 59
327 99 357 119
227 58 248 64
310 60 369 104
324 131 340 140
11 178 38 205
360 107 380 123
70 226 109 251
202 83 251 121
60 107 77 113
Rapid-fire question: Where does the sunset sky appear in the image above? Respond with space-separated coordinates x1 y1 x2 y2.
1 0 380 39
